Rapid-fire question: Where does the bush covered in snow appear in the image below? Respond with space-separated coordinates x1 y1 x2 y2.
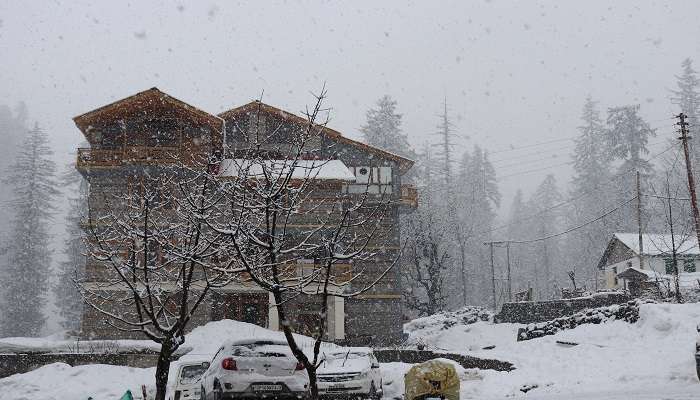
517 299 655 341
405 306 493 336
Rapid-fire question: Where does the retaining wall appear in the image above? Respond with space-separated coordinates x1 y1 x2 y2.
495 292 631 324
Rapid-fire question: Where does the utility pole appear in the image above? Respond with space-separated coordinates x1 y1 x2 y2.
489 242 496 310
677 112 700 252
506 242 512 302
636 171 645 268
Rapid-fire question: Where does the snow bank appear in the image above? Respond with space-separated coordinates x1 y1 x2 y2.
0 362 154 400
0 319 345 400
408 302 700 399
4 306 700 399
404 306 493 350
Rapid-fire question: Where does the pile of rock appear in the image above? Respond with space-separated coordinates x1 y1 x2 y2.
517 299 654 341
406 306 493 335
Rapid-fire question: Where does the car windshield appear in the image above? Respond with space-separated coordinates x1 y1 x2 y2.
328 351 368 360
230 342 290 357
179 365 207 385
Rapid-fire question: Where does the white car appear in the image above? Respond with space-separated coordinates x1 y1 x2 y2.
168 360 209 400
200 338 310 399
316 347 383 399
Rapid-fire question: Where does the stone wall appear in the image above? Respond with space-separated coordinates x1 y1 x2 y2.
495 292 631 324
0 351 171 379
374 349 514 372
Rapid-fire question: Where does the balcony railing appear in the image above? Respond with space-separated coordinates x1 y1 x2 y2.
400 184 418 208
77 146 181 168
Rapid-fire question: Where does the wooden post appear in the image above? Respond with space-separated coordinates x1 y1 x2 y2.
506 242 512 302
677 112 700 255
636 171 645 268
490 242 497 310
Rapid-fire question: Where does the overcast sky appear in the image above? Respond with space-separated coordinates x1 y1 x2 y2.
2 0 699 209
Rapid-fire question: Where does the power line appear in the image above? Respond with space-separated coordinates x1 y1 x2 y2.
504 196 637 244
481 143 678 235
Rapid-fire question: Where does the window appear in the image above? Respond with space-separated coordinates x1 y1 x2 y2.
627 261 633 269
664 258 675 274
612 266 618 286
684 258 696 273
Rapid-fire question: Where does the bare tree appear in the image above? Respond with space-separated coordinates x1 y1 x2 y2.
211 90 400 400
402 205 451 316
80 164 234 400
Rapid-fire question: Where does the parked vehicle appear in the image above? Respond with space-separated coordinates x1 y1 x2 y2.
200 338 309 399
316 347 382 399
168 360 210 400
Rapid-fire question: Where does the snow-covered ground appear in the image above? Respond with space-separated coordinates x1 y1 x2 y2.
1 303 699 399
406 302 700 399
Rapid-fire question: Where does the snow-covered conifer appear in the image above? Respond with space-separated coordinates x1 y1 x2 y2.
0 123 59 337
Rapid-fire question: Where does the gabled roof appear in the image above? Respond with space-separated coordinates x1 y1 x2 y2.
219 101 414 174
597 232 700 270
613 233 700 256
73 87 224 137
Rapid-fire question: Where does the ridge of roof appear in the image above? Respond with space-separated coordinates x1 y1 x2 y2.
612 232 700 256
73 87 224 133
218 100 414 173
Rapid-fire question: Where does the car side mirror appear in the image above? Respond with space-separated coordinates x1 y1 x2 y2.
201 361 211 369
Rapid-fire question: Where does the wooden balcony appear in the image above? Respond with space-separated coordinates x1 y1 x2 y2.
400 184 418 208
77 146 181 169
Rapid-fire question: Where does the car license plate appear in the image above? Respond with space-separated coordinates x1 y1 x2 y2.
329 384 344 390
253 384 282 391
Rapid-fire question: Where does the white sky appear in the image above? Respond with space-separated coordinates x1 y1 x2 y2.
1 0 699 208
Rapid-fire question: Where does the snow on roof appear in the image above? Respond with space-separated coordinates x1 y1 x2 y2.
613 233 700 256
218 159 356 181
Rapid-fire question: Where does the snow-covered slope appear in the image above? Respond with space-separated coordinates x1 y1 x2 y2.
2 304 700 399
406 302 700 399
0 319 342 400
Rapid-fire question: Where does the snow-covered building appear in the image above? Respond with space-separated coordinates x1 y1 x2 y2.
73 87 416 344
597 233 700 293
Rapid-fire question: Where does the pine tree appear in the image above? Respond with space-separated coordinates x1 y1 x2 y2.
528 174 562 299
670 58 700 175
360 95 416 160
606 104 656 231
606 104 656 176
506 189 532 294
568 97 614 288
0 124 59 337
433 98 458 186
671 58 700 137
55 161 87 332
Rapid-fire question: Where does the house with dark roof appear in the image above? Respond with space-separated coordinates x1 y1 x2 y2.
73 87 416 345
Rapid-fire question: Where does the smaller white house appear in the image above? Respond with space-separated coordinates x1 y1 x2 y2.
597 233 700 293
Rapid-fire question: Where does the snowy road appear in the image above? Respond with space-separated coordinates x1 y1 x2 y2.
499 388 700 400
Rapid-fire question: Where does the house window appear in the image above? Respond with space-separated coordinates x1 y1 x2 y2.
683 258 696 273
664 258 675 274
627 261 633 269
612 266 618 286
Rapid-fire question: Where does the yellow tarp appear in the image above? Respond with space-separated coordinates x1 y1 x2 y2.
404 359 460 400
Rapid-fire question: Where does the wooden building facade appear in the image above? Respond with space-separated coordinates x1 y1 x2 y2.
74 88 416 345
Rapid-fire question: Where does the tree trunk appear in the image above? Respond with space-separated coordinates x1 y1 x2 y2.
308 366 319 400
154 341 174 400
